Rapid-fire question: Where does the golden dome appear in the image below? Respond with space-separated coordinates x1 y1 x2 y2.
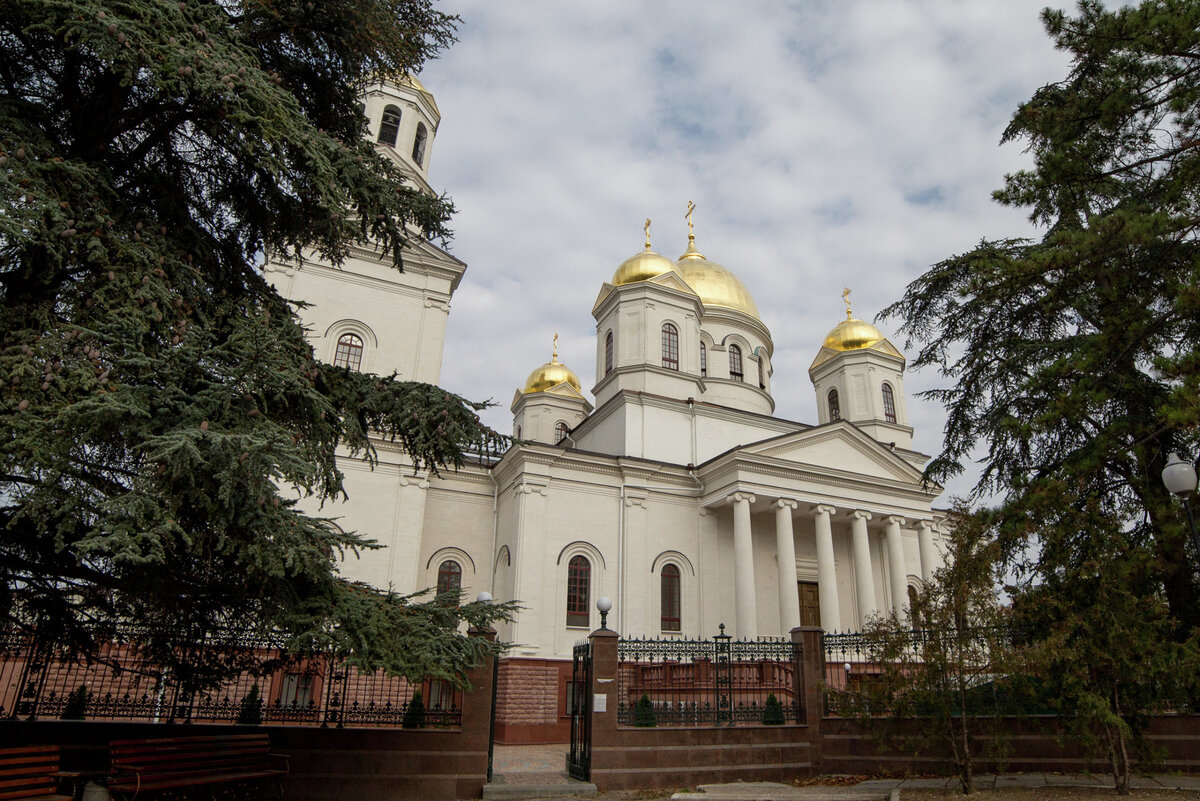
523 335 582 394
523 361 581 394
612 249 680 285
675 238 760 320
822 318 885 351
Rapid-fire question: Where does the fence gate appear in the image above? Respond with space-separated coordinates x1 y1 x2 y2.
567 641 592 781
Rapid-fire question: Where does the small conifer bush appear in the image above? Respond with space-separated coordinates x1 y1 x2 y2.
61 685 89 720
403 690 426 729
633 693 657 727
762 692 785 725
237 683 263 725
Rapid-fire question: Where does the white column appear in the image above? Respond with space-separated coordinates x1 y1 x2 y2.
774 499 801 634
728 492 758 638
885 516 908 617
918 520 937 582
850 510 876 627
812 504 841 633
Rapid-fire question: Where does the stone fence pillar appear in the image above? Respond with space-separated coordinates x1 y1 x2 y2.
791 625 825 740
462 627 498 751
588 627 619 755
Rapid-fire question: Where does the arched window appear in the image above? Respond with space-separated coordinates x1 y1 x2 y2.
377 105 401 146
660 564 681 631
661 323 679 370
566 555 590 627
555 421 569 444
604 331 614 375
437 560 461 596
758 360 766 390
882 382 897 423
333 333 364 371
412 122 428 166
728 345 743 382
828 388 841 421
699 342 707 377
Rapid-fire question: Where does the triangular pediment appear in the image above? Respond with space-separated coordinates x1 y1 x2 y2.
592 283 616 315
809 338 905 371
646 271 698 296
742 422 923 484
510 382 591 412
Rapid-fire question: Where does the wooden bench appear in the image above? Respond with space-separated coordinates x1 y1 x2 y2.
107 734 287 801
0 746 72 801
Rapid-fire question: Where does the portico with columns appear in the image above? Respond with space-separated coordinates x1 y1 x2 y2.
693 418 942 638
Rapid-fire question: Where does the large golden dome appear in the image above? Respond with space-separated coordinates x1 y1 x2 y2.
675 239 760 320
822 318 884 351
612 249 680 286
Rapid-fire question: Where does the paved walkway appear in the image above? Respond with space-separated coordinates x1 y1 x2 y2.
487 746 1200 800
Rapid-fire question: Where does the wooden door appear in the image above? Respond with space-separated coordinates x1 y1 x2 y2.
797 581 820 628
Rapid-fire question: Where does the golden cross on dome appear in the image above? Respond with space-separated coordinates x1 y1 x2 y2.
552 332 559 363
643 218 652 252
684 201 696 238
842 287 853 320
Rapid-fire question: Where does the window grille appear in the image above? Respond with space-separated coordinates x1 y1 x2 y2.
700 342 707 377
333 333 364 371
605 331 614 375
828 388 841 421
378 105 401 146
882 382 897 423
567 556 590 627
661 323 679 370
729 345 743 381
661 564 681 631
412 122 428 166
555 421 569 443
437 560 462 596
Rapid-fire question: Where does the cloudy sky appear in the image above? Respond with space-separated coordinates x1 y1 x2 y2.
420 1 1074 501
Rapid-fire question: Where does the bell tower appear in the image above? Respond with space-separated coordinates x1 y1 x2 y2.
808 290 913 449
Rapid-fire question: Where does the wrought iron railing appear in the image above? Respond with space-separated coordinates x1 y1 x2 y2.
822 625 1021 715
0 625 462 728
616 624 801 727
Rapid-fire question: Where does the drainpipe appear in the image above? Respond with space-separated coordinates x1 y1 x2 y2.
488 468 498 596
618 483 626 634
688 397 698 467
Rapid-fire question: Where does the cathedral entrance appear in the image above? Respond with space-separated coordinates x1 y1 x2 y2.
798 581 821 628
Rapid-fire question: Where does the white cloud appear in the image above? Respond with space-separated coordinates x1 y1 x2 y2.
424 1 1073 504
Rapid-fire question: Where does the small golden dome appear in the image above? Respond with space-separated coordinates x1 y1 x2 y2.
675 241 761 320
523 334 582 394
612 250 680 286
822 318 885 351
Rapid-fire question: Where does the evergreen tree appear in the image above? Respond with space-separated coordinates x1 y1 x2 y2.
882 0 1200 634
0 0 513 689
760 692 784 726
632 693 656 727
60 684 89 720
402 689 425 729
237 682 263 725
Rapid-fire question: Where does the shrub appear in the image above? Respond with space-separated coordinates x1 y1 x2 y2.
60 685 89 720
403 690 426 729
762 693 785 725
633 693 656 727
237 683 263 725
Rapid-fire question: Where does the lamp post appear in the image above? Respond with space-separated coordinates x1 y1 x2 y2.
596 596 613 630
1161 452 1200 562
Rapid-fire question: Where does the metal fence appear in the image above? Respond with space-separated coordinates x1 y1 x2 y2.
0 626 461 728
822 626 1020 716
616 624 801 727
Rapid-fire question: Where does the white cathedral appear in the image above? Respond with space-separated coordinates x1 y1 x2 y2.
266 76 945 743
